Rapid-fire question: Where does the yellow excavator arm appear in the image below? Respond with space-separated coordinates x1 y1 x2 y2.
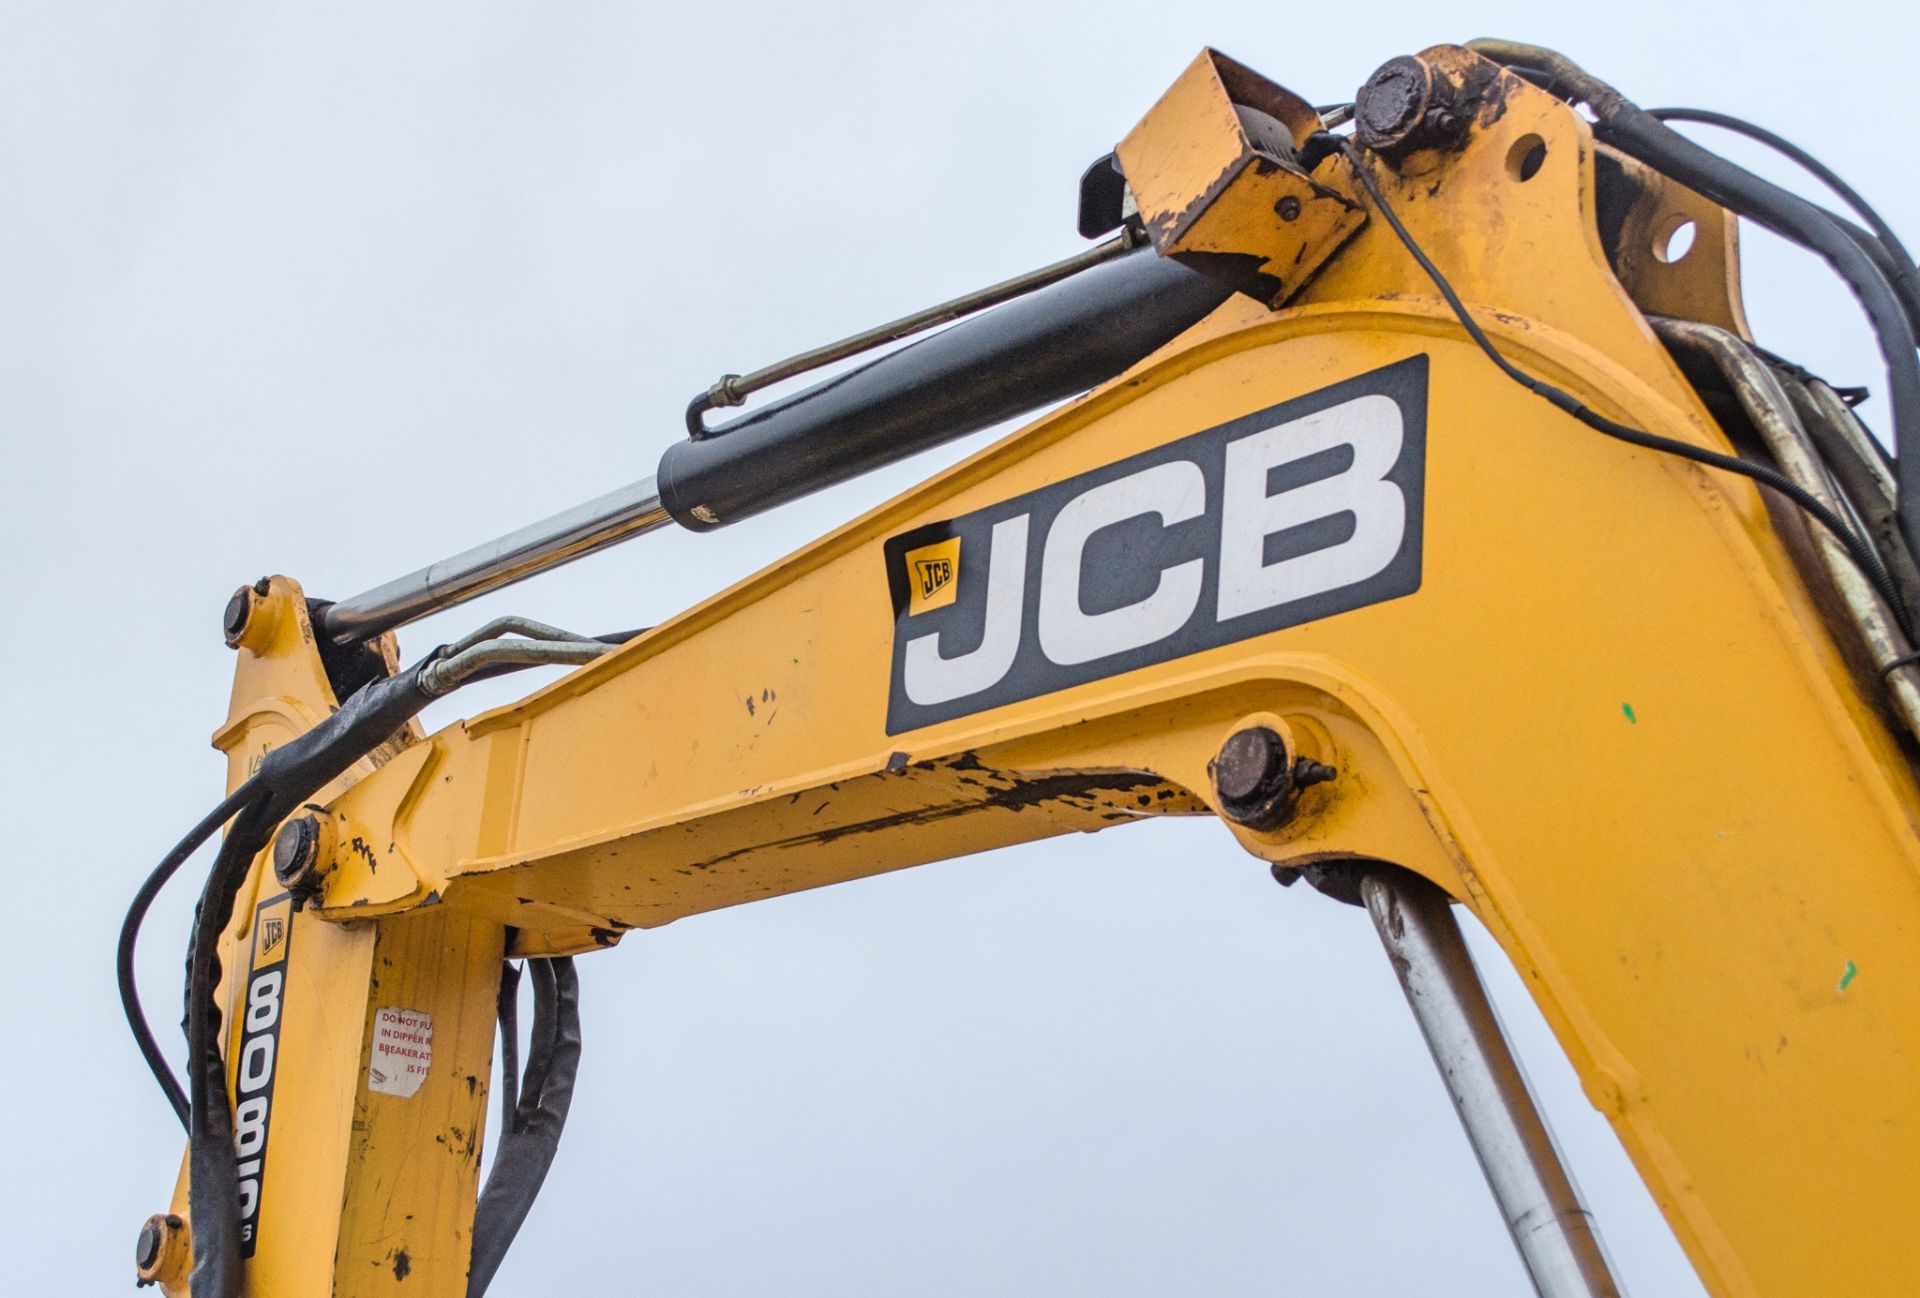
126 40 1920 1298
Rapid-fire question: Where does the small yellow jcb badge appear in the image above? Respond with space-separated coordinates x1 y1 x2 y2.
904 537 960 615
255 896 292 968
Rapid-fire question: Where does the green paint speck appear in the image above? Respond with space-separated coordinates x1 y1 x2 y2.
1839 959 1859 992
1621 703 1637 724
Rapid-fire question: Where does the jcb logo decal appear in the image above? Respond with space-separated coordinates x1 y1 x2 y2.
883 357 1426 733
905 537 961 615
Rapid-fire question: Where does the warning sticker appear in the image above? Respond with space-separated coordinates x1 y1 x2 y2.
369 1007 433 1098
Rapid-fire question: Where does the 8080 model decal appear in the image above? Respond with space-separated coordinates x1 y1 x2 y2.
883 356 1427 733
234 892 293 1258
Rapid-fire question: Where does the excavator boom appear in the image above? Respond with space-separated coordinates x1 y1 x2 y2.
127 41 1920 1298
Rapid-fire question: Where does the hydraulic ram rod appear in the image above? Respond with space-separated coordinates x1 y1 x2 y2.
320 245 1228 644
1361 870 1624 1298
320 477 672 645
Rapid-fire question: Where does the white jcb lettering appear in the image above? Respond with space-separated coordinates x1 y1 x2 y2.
892 373 1420 728
1038 460 1205 666
1217 394 1405 622
903 515 1030 706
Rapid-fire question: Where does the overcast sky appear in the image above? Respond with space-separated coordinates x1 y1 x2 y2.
3 3 1914 1294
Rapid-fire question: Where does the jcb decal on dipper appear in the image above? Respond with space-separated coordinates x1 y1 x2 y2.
883 357 1427 732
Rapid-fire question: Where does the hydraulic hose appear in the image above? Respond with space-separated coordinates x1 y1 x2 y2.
1467 39 1920 559
179 664 439 1298
469 957 581 1298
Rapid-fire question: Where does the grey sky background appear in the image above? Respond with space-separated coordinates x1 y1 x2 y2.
3 3 1913 1293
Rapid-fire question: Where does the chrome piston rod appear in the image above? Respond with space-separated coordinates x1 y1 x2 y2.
319 475 670 645
317 243 1228 647
1361 870 1624 1298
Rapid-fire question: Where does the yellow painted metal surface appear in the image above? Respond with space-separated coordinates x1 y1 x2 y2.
1118 48 1365 305
158 583 503 1297
165 45 1920 1297
1598 147 1753 339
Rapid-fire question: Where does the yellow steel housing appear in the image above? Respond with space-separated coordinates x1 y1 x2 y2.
163 47 1920 1298
1118 48 1366 306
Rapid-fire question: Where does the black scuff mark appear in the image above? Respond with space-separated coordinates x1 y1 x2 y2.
692 758 1170 870
349 836 378 874
392 1249 411 1281
885 751 910 772
745 695 756 716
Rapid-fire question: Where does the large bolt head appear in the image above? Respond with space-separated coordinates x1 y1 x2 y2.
1354 55 1433 152
134 1213 185 1286
222 586 254 648
1212 725 1299 830
272 815 321 886
134 1218 162 1270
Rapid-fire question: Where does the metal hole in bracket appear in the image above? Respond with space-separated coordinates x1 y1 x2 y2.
1506 134 1547 182
1656 216 1697 264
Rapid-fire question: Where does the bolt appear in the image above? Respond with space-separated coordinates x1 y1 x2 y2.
1293 758 1338 789
1212 726 1296 829
134 1219 161 1270
1353 55 1432 153
1213 728 1339 831
273 814 323 889
223 586 254 648
1275 195 1302 222
135 1213 185 1286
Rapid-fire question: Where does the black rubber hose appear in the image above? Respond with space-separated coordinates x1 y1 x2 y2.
184 795 278 1298
118 783 257 1129
468 957 581 1298
179 664 437 1298
1645 107 1920 331
1467 40 1920 559
495 961 522 1135
1338 139 1912 641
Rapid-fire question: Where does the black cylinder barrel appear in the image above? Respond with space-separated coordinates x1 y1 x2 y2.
655 247 1231 530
